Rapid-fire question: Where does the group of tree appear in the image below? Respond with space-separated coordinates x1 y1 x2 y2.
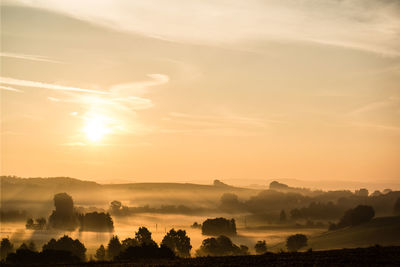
26 193 114 232
98 227 191 261
329 205 375 230
218 185 400 223
2 236 86 264
108 200 205 216
201 217 237 236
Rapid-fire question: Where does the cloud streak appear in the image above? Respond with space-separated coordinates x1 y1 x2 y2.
0 85 24 92
0 52 62 63
0 77 110 94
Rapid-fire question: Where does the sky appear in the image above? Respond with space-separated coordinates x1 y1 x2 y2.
1 0 400 185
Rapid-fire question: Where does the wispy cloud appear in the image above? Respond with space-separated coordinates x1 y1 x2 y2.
0 52 62 63
0 85 23 92
0 77 110 94
161 111 279 136
350 97 400 115
110 74 169 96
9 0 400 56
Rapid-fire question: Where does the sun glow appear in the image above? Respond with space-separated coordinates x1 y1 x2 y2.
83 114 111 142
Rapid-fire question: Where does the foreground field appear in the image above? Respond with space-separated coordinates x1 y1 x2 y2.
4 246 398 267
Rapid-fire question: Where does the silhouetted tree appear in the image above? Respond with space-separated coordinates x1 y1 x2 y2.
269 181 289 190
219 193 244 213
161 229 192 257
336 205 375 228
121 238 139 251
202 217 237 236
280 210 287 222
255 240 267 254
191 222 201 229
95 245 106 261
107 236 122 260
196 236 244 256
109 200 122 214
18 241 36 252
48 193 79 230
79 212 114 232
394 197 400 215
286 234 308 252
42 235 86 261
355 188 369 197
213 179 229 187
0 238 14 260
135 227 156 246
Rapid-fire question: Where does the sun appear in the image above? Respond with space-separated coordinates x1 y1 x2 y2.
83 114 111 142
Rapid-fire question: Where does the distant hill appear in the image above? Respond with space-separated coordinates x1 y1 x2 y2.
0 176 259 212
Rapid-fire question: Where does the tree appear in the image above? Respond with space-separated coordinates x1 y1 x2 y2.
0 238 14 260
394 197 400 215
135 227 156 246
280 210 287 222
26 218 34 229
107 236 122 260
18 241 36 252
286 234 307 252
109 201 122 214
337 205 375 228
161 229 192 257
255 240 267 254
196 235 243 257
95 245 106 261
121 238 139 251
48 193 79 231
42 235 86 261
202 217 237 236
355 188 369 197
79 212 114 232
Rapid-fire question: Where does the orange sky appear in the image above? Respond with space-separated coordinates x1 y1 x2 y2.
1 1 400 185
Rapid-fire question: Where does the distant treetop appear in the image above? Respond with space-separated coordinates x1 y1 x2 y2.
269 181 289 189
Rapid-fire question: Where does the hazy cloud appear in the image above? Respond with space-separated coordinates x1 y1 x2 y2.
8 0 400 56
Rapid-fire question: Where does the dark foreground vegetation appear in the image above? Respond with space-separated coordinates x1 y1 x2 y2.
2 246 399 266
